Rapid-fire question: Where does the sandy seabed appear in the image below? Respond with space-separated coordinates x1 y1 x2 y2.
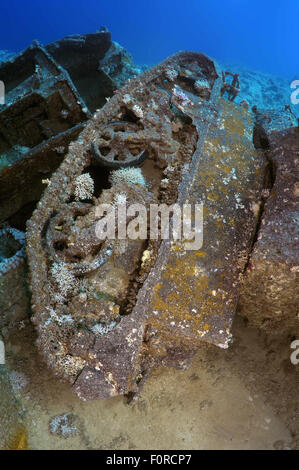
5 315 298 450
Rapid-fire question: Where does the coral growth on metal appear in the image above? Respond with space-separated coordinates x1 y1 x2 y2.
26 52 265 400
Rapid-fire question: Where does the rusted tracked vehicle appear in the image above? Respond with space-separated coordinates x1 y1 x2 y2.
27 51 268 400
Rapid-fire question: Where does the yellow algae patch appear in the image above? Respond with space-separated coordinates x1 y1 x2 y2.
220 99 253 137
147 96 262 344
150 253 221 332
171 243 181 252
222 115 245 137
5 428 27 450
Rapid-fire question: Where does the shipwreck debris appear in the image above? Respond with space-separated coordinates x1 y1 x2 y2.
0 31 142 227
46 30 114 113
90 121 149 168
0 363 27 449
0 40 89 225
0 227 29 329
26 51 270 400
220 71 240 101
238 127 299 335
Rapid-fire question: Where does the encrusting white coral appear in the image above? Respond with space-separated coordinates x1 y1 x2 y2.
91 321 117 336
165 67 178 81
109 167 146 187
194 78 210 92
50 262 77 296
74 173 94 201
132 104 144 118
114 192 127 205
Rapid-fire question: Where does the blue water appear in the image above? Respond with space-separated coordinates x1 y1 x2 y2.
0 0 297 78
